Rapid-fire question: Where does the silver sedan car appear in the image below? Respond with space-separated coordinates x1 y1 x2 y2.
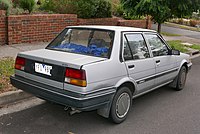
11 26 192 123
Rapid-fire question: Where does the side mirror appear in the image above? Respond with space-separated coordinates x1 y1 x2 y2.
169 49 180 55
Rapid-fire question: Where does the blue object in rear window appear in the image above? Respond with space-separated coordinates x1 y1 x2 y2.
52 43 109 57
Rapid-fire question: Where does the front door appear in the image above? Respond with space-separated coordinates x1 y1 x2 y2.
144 33 178 86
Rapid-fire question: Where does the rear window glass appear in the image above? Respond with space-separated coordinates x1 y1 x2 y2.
46 28 115 58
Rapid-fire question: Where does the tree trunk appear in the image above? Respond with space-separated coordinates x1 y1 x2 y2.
157 23 162 33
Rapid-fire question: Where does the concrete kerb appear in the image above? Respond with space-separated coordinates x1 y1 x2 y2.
0 90 33 107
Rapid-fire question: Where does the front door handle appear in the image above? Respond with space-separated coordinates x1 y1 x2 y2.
156 60 160 63
128 65 135 69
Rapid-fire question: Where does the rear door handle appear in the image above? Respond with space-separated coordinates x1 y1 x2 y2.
156 60 160 63
128 65 135 69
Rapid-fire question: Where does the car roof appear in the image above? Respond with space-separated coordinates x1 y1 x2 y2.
68 25 157 33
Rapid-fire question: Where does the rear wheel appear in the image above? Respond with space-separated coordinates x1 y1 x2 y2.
110 86 132 124
175 66 187 91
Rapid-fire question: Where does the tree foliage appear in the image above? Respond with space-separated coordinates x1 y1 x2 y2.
121 0 200 32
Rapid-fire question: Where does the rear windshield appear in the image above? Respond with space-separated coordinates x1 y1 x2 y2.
46 28 115 58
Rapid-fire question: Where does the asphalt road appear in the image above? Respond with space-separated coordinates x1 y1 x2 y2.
1 57 200 134
152 24 200 39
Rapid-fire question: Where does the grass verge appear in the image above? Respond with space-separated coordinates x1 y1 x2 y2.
161 32 181 36
189 44 200 51
167 40 189 53
0 57 15 93
167 40 200 53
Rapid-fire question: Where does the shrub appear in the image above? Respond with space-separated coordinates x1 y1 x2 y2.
76 0 112 18
13 0 20 8
190 20 198 27
178 18 184 25
76 0 96 18
40 0 55 12
41 0 77 14
10 7 24 15
112 3 124 17
37 0 45 5
19 0 36 13
41 0 112 19
0 0 12 15
94 0 112 18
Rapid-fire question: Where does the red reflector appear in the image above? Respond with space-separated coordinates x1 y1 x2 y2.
15 57 25 70
65 68 86 80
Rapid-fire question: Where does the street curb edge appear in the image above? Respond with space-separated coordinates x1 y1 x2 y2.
0 90 33 106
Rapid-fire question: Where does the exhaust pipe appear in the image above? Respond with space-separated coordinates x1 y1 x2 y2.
64 106 81 115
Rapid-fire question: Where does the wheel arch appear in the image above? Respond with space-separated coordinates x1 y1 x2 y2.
115 77 137 95
179 59 189 73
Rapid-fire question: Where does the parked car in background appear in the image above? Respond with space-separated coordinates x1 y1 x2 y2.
11 26 192 123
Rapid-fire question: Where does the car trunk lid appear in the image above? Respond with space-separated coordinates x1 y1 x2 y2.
17 49 106 83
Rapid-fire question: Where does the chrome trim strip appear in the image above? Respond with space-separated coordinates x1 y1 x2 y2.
136 68 178 84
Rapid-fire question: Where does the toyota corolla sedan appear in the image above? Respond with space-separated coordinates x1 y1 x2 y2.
10 26 192 123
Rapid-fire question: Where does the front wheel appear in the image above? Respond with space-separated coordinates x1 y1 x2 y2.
110 86 132 124
175 66 187 91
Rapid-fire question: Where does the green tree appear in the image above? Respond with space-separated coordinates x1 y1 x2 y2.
121 0 200 33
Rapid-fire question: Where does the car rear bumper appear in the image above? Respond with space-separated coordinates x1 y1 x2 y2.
10 75 116 111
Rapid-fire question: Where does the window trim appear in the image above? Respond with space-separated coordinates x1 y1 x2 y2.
124 34 134 61
143 32 171 57
121 32 151 62
46 28 115 59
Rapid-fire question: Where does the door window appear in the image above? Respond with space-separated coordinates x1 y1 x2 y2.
145 34 169 57
123 34 150 61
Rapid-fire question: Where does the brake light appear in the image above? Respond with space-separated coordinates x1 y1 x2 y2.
65 68 87 87
15 57 25 70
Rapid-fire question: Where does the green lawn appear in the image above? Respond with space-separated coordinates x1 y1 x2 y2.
189 44 200 51
0 57 15 93
161 32 181 36
167 40 189 53
167 40 200 53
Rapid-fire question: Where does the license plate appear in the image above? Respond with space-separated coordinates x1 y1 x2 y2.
35 63 52 76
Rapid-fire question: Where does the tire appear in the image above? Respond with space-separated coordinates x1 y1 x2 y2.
175 66 187 91
110 86 132 124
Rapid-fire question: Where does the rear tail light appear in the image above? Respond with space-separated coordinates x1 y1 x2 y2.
65 68 87 87
15 56 26 71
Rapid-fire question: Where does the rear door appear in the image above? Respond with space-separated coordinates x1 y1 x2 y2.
122 32 156 94
144 33 178 86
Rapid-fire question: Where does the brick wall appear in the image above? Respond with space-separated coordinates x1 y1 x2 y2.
118 20 150 28
0 10 7 45
0 10 151 45
8 14 77 44
78 18 151 29
78 18 120 26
